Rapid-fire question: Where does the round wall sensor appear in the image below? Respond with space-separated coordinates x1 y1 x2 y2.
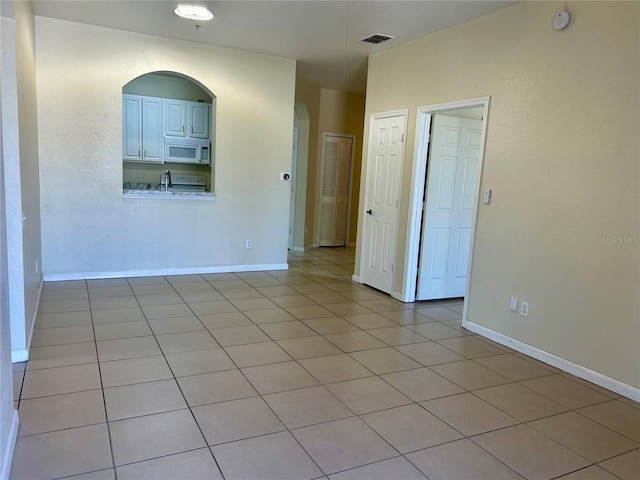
553 11 572 30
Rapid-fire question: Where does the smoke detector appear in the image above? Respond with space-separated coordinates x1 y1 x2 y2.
553 11 572 31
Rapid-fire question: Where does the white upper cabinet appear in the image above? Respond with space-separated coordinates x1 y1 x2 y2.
124 95 211 163
122 94 163 163
165 100 186 137
142 97 163 162
122 95 142 161
164 100 210 139
188 102 210 138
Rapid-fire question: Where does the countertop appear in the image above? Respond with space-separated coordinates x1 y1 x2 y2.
123 189 215 200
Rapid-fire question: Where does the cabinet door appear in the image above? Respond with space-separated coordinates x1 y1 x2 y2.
188 102 210 138
165 100 186 137
122 95 142 161
142 98 164 162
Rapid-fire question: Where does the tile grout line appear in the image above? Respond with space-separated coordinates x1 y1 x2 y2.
20 251 638 479
123 275 228 480
87 282 119 480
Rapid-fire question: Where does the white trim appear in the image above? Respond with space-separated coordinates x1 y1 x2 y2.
391 291 404 301
466 321 640 402
10 276 42 363
25 276 42 356
403 97 490 319
1 410 19 480
10 349 28 363
351 274 362 283
358 109 409 294
43 263 289 281
288 127 298 250
290 246 305 252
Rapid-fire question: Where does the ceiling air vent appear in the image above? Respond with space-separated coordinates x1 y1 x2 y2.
361 34 394 44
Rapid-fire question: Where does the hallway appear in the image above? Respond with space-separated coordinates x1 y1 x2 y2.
9 247 640 479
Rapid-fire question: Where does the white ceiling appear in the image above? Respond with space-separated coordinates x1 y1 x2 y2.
27 0 517 94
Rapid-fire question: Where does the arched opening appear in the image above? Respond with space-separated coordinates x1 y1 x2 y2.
121 71 217 193
291 102 310 250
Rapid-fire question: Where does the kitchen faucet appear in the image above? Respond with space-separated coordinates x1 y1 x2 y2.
164 170 172 191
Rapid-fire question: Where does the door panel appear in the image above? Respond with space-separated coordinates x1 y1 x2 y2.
455 228 472 278
122 96 142 161
461 159 480 210
142 98 163 162
437 156 458 211
189 103 210 138
165 101 186 137
417 114 482 300
362 114 406 293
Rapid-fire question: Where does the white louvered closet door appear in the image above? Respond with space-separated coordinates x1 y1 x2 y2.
319 135 353 246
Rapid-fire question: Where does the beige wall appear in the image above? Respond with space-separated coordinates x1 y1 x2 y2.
344 94 365 245
1 0 42 359
295 81 365 248
36 17 296 276
0 41 17 476
295 77 321 249
360 2 639 388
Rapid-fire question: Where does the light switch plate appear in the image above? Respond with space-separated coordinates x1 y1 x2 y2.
509 296 518 312
483 188 492 205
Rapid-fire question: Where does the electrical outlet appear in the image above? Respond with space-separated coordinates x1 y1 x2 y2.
509 296 518 312
520 301 529 317
246 239 252 249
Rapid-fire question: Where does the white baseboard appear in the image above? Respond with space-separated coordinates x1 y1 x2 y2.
1 410 19 480
465 321 640 402
290 246 305 252
352 274 362 283
391 291 404 301
43 263 289 281
10 349 28 363
11 276 42 364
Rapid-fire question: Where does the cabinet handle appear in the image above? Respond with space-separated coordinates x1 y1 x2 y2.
143 150 146 158
182 126 184 133
138 150 140 157
191 126 193 134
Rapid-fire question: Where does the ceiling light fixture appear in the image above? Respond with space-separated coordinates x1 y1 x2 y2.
174 5 213 21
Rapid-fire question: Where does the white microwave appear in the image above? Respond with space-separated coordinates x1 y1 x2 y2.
164 137 210 165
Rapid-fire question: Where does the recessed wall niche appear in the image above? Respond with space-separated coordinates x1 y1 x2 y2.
122 71 217 193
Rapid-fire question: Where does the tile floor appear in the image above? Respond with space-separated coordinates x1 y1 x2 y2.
10 247 640 479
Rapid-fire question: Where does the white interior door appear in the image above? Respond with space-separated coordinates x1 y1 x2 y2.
417 114 482 300
319 134 353 247
361 113 407 293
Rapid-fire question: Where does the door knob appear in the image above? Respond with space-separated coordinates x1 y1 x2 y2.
366 209 373 215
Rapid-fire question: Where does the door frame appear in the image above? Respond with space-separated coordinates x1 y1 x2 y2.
356 109 409 293
288 127 298 250
315 132 356 247
402 97 490 326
